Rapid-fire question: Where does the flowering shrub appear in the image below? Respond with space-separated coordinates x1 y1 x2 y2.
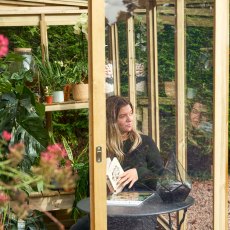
32 143 77 192
0 35 9 58
0 131 77 228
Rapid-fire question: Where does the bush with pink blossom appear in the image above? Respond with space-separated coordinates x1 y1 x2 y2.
0 130 77 229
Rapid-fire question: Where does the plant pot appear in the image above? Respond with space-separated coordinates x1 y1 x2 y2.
72 83 88 101
164 81 175 98
64 84 72 101
45 95 53 104
53 91 64 103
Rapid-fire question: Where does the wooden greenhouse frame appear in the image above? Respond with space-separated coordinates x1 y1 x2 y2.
0 0 229 229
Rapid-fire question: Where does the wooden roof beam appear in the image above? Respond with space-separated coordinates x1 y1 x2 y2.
0 1 45 6
0 6 89 15
5 0 88 7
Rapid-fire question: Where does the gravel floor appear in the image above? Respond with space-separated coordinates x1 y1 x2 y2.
157 177 229 230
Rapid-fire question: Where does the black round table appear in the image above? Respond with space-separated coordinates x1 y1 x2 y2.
77 193 194 230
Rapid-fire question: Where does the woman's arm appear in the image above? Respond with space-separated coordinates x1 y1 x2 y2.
135 135 164 189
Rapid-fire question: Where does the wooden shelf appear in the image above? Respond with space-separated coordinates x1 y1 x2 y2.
29 191 75 211
45 100 88 112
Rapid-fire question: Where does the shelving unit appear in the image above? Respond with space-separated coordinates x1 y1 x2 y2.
45 100 88 112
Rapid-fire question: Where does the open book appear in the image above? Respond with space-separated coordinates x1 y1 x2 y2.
107 191 154 206
106 157 125 194
106 157 155 206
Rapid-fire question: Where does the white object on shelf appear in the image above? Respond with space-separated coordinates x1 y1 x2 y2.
53 91 64 103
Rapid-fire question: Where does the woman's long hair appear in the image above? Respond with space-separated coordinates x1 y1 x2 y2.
106 96 141 161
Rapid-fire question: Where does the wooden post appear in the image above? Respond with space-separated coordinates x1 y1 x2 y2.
146 0 159 145
88 0 107 229
175 0 186 229
214 0 229 229
110 24 120 95
127 16 136 116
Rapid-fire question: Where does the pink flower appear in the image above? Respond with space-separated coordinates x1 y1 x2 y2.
41 152 56 162
0 34 9 57
2 130 11 141
47 144 67 157
0 192 9 203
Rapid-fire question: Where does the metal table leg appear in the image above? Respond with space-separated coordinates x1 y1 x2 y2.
177 208 188 230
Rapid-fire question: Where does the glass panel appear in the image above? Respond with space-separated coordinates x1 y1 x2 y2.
134 13 148 134
117 21 129 97
185 0 214 228
157 3 176 163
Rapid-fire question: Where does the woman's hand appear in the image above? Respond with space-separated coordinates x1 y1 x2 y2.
117 168 138 189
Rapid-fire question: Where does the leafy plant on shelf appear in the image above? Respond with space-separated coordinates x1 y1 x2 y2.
73 13 88 84
34 55 66 92
0 34 49 171
0 130 77 229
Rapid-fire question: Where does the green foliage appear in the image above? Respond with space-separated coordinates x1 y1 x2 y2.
0 27 40 52
0 54 49 170
61 135 89 220
34 55 66 91
0 90 49 170
117 21 128 96
158 25 176 82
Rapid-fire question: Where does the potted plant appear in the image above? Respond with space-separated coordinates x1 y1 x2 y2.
72 13 89 102
34 56 65 103
44 85 53 104
71 61 88 101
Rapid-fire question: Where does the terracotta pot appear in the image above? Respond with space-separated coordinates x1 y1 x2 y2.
64 84 72 101
72 83 88 101
45 95 53 104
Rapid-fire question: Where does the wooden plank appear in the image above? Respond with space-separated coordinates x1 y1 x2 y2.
127 16 136 116
214 0 229 229
29 193 75 211
0 6 81 15
88 0 107 229
40 14 48 59
110 24 120 95
3 0 87 7
0 13 87 26
0 1 44 6
146 0 159 143
175 1 186 229
45 101 88 111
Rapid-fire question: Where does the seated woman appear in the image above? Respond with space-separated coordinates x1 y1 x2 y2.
70 95 164 230
187 101 213 177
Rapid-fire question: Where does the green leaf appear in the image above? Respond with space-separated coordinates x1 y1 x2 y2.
36 180 44 193
62 136 74 163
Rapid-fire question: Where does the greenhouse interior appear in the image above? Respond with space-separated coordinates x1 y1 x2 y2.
0 0 228 230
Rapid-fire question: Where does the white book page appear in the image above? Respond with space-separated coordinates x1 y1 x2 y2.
107 157 124 194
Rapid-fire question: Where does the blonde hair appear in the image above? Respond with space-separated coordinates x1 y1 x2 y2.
106 96 142 161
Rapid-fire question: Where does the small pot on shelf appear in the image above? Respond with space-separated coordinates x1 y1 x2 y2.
53 90 64 103
64 84 72 101
45 95 53 104
44 86 53 104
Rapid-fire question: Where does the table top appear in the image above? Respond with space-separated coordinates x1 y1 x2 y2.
77 193 194 217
